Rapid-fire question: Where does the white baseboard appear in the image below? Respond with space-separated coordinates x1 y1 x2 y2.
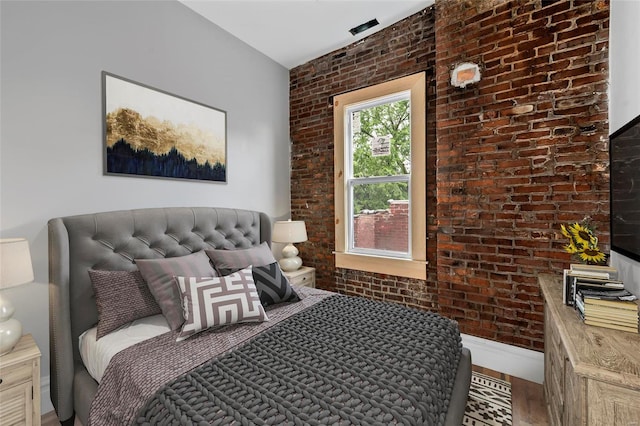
461 333 544 384
41 375 54 415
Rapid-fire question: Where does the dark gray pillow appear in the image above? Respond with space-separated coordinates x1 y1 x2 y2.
88 269 162 339
136 251 217 330
252 262 300 307
205 241 276 276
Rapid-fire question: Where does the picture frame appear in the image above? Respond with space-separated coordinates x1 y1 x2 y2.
102 71 227 183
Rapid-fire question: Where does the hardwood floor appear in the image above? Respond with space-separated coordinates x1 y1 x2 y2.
42 366 549 425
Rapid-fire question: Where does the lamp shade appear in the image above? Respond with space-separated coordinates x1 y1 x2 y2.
0 238 34 289
272 220 307 244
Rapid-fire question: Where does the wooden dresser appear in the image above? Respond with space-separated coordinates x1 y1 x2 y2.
540 274 640 425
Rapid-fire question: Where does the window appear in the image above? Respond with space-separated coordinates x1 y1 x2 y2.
334 73 426 280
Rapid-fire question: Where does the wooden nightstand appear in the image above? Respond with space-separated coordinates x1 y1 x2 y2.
284 266 316 288
0 334 41 426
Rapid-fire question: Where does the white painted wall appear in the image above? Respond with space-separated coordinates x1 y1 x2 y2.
0 0 290 413
609 0 640 296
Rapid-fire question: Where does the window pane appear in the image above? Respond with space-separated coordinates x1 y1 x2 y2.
351 99 410 178
352 182 409 254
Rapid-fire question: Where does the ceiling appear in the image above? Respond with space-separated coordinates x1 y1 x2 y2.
179 0 434 69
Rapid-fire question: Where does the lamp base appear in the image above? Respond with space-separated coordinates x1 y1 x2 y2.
0 293 22 355
0 318 22 355
279 256 302 272
279 243 303 272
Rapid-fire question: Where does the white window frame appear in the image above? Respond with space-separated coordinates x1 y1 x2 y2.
345 92 412 258
334 73 426 280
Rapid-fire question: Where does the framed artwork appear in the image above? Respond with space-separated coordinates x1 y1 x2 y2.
102 71 227 183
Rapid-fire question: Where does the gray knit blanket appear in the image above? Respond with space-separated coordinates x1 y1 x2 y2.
133 295 462 426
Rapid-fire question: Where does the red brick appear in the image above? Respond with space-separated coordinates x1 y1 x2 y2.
290 0 609 353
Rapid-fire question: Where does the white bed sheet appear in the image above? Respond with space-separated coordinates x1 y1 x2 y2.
79 314 170 383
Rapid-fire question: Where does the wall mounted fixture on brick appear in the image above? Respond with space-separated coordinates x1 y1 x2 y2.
289 0 610 352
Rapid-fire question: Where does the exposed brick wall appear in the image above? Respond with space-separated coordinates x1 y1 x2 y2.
289 7 439 312
354 201 409 251
435 0 609 349
289 0 610 352
354 214 376 248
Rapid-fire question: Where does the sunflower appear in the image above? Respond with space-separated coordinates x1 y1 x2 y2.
560 219 607 265
568 223 597 247
578 247 607 264
564 241 579 254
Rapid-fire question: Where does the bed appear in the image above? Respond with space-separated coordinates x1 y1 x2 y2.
48 207 471 425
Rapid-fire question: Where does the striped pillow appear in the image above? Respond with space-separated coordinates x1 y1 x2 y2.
205 242 276 276
252 262 300 306
136 251 217 330
175 267 268 342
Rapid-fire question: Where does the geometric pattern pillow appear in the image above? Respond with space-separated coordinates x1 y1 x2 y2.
205 241 276 276
174 267 268 342
252 262 300 307
88 269 162 339
135 251 218 331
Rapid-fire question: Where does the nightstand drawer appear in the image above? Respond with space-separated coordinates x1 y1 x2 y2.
0 360 33 391
289 273 315 287
284 266 316 288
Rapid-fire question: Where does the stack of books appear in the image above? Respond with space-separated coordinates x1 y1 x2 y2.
563 264 623 306
575 288 639 333
562 264 639 333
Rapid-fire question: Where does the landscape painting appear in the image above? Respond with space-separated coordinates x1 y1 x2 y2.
103 72 226 182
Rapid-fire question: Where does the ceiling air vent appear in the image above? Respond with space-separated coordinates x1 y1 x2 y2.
349 19 379 36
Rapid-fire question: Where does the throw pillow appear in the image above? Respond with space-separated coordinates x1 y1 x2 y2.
175 267 268 341
136 251 217 330
205 241 276 276
252 262 300 306
88 269 162 339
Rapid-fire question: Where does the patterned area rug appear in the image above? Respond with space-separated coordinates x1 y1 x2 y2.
463 372 513 426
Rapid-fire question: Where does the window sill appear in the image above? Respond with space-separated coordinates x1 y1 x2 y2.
334 252 427 280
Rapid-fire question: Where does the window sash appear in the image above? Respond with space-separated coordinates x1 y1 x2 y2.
345 93 411 180
347 175 411 258
345 92 412 258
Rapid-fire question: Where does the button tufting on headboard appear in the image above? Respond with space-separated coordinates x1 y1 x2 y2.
48 207 272 423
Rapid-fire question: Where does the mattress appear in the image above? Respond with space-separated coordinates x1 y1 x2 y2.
79 314 170 383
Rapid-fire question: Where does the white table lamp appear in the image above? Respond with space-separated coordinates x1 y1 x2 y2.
0 238 34 355
272 220 307 272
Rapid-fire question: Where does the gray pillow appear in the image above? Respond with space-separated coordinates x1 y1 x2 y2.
88 269 162 339
252 262 300 307
175 267 268 342
136 251 217 330
205 241 276 276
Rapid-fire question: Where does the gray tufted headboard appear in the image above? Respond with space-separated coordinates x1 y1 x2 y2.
48 207 271 424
